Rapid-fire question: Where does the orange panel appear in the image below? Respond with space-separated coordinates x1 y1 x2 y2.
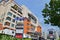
36 26 42 32
24 18 31 34
0 23 3 30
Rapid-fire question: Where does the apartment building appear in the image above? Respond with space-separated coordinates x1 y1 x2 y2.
15 5 42 39
0 0 23 36
0 0 42 39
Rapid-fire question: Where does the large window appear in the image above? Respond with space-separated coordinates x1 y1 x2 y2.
0 19 1 22
28 13 37 23
7 12 12 16
16 23 24 26
5 22 10 26
6 17 11 21
18 7 22 14
11 4 22 14
11 4 18 10
13 15 16 18
12 19 15 23
11 24 14 27
0 0 2 3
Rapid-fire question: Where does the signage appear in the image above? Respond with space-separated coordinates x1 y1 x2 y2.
15 17 25 21
16 29 23 33
50 36 53 38
16 33 23 38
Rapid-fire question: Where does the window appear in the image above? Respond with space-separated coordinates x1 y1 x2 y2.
28 13 37 23
12 19 15 23
18 7 22 14
7 12 12 16
13 15 16 18
0 19 1 22
11 4 22 14
0 0 2 3
11 24 14 27
17 23 23 26
11 4 18 10
6 17 11 21
5 22 10 26
16 28 23 29
12 31 14 34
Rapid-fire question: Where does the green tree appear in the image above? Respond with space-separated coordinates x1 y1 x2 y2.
42 0 60 28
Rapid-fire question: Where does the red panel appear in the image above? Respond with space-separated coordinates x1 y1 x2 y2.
16 34 23 39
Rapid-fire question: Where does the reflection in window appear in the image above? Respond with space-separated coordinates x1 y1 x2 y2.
13 15 16 18
28 13 37 23
6 17 11 21
11 24 14 27
7 12 12 16
18 7 22 14
0 0 2 3
12 19 15 23
0 19 1 22
11 4 18 10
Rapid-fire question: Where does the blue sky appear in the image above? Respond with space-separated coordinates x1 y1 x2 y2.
15 0 59 32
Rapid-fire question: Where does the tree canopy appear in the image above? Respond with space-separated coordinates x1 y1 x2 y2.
42 0 60 28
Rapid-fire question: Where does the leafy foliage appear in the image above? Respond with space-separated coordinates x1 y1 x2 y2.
42 0 60 28
0 34 32 40
0 34 20 40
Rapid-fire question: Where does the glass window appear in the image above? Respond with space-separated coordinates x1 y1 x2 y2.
11 24 14 27
13 15 16 18
12 19 15 23
11 4 18 10
7 12 12 16
6 17 11 21
0 0 2 3
17 23 23 26
5 22 10 26
18 8 22 14
12 31 14 34
0 19 1 22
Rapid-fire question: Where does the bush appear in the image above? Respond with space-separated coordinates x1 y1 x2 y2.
0 34 32 40
0 34 20 40
22 38 32 40
59 38 60 40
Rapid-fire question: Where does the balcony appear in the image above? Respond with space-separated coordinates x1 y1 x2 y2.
17 21 23 23
11 4 23 16
28 28 35 33
28 13 37 25
3 29 15 36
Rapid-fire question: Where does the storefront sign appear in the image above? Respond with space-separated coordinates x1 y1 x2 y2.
16 29 23 33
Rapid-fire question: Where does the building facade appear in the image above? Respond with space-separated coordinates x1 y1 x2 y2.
0 0 42 39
